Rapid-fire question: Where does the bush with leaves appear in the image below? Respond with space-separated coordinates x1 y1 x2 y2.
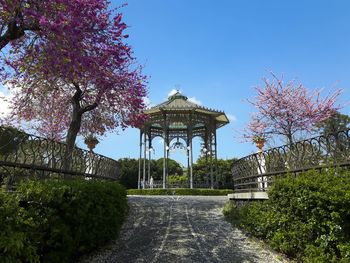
0 179 127 262
224 169 350 262
0 191 39 263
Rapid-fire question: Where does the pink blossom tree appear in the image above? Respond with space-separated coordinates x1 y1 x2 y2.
0 0 117 51
24 89 71 141
246 73 342 145
1 1 147 168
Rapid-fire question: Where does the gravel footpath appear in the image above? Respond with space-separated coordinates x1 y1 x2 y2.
80 195 289 263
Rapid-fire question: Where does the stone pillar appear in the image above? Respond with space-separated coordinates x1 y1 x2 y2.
257 149 267 190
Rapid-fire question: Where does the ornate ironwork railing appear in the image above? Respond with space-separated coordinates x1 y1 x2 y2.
0 126 119 185
232 129 350 192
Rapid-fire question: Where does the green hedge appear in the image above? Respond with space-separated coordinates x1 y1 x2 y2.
127 188 233 196
223 169 350 263
0 179 127 263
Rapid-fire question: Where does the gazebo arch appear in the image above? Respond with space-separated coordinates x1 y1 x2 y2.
138 91 229 189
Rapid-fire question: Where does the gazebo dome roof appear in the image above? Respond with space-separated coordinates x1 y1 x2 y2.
144 91 229 127
149 90 199 110
168 91 188 101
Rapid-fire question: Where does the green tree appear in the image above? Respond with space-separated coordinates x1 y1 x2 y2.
315 111 350 162
117 158 139 189
193 156 237 188
117 158 184 188
217 158 237 188
316 111 350 135
192 156 207 183
154 158 183 178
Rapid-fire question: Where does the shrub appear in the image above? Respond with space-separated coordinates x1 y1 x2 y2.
0 191 39 263
127 188 233 196
224 169 350 262
222 201 240 223
0 179 127 263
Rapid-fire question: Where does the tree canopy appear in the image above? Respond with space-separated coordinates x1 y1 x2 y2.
245 73 342 145
193 156 236 188
0 1 147 167
316 111 350 136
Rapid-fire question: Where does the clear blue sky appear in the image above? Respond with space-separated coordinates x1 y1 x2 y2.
59 1 350 164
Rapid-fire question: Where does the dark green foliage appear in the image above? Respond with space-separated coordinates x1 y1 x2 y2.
216 158 236 188
117 157 235 189
193 157 236 188
117 158 139 189
154 158 183 178
314 111 350 162
168 175 187 183
223 169 350 262
117 157 184 188
0 179 127 263
0 126 28 156
0 191 39 263
316 111 350 135
127 188 233 196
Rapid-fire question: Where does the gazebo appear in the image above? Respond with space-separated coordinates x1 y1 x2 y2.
138 91 229 189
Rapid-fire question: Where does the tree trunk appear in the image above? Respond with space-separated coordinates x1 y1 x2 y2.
63 85 83 172
286 126 293 145
0 21 25 51
0 38 9 51
63 105 82 172
287 133 293 145
64 110 82 169
63 83 98 173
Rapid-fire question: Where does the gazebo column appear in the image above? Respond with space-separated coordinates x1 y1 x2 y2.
162 113 167 189
209 127 214 189
188 129 193 189
162 132 166 189
190 138 193 189
210 139 214 189
143 132 147 189
204 128 209 187
214 129 218 187
166 135 169 187
147 135 152 186
186 136 190 188
138 130 142 189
